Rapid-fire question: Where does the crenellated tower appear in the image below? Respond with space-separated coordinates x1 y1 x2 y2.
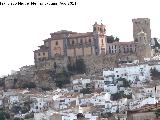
132 18 151 44
132 18 152 61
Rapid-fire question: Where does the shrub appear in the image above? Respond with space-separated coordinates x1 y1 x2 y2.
55 70 71 88
21 82 36 89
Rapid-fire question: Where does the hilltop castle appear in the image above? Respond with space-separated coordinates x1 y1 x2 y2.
34 18 152 71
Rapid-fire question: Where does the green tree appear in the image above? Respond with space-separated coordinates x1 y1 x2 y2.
115 37 119 42
117 78 130 87
80 88 91 94
21 82 36 89
0 110 5 120
67 58 86 74
155 109 160 118
107 35 119 43
150 67 160 78
107 35 114 43
55 70 71 88
75 58 86 74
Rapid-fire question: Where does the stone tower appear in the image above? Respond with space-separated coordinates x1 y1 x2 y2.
132 18 151 43
136 30 152 61
93 22 107 55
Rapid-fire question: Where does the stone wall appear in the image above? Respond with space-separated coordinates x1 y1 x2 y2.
35 56 68 73
35 52 138 76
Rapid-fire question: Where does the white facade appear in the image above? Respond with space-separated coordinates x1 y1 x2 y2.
104 84 118 94
9 95 19 104
62 113 77 120
93 79 105 89
30 97 48 112
103 64 151 82
90 92 111 106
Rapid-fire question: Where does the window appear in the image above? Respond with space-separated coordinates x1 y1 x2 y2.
80 39 83 44
100 28 102 32
135 38 138 42
89 39 91 43
117 75 119 77
139 37 141 40
38 53 40 56
145 20 147 24
112 50 113 53
43 52 45 56
116 71 118 73
102 39 104 44
56 41 58 45
72 40 74 45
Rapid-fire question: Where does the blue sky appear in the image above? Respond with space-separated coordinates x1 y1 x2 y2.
0 0 160 76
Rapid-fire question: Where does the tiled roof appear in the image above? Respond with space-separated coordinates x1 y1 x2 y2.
68 32 93 38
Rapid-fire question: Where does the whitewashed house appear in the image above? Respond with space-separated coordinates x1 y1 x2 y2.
143 86 156 97
104 84 118 94
111 105 118 113
90 92 111 106
9 95 20 104
103 64 151 82
93 79 104 89
30 96 49 112
62 113 77 120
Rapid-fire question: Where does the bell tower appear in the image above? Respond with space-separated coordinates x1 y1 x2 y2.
93 22 107 55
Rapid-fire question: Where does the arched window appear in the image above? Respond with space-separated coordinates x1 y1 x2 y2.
100 28 102 32
56 41 58 45
89 39 91 43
